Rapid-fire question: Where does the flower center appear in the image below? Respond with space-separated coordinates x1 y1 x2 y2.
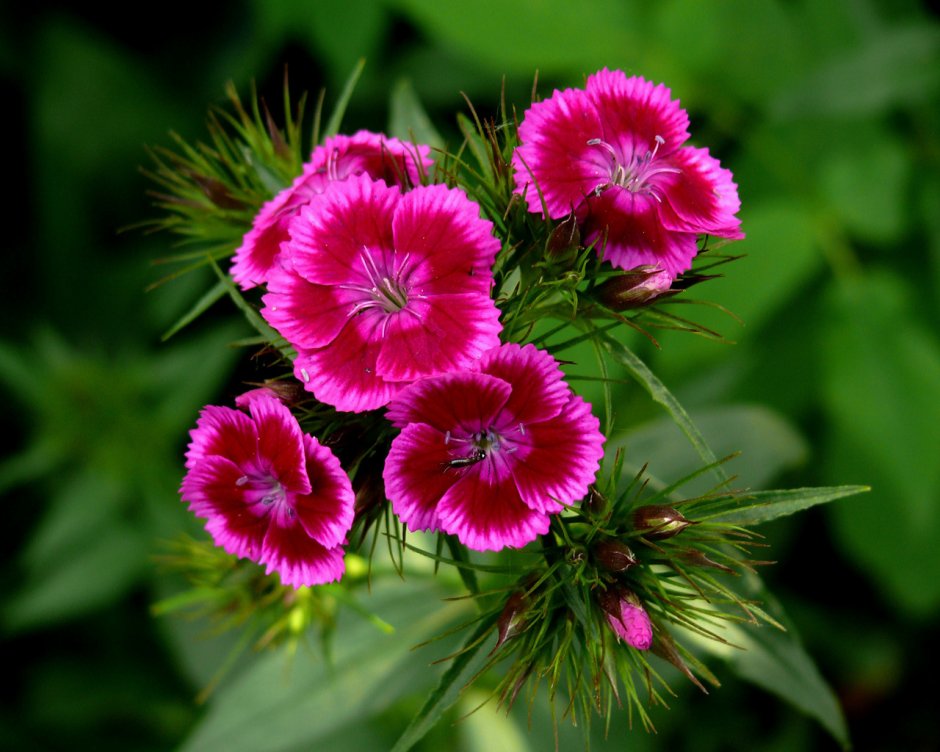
441 424 526 471
586 135 681 202
236 471 296 519
340 246 426 336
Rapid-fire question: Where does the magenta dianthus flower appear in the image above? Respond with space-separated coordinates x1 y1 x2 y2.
512 69 742 282
383 343 605 551
231 130 432 289
262 176 503 412
180 392 355 587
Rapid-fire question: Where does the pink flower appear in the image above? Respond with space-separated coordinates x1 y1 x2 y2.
599 588 653 650
231 130 433 289
262 176 503 413
512 69 742 282
383 343 605 550
180 392 355 587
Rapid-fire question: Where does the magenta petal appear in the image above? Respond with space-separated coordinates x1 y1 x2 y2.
583 189 699 277
608 602 653 650
513 87 605 217
510 395 604 514
294 320 405 412
260 524 346 587
385 372 512 432
248 395 311 494
393 184 501 296
293 435 356 548
262 265 354 350
657 146 744 238
287 177 399 287
478 343 570 424
184 405 258 471
384 422 455 532
181 455 267 560
436 462 551 550
585 70 690 160
376 294 502 382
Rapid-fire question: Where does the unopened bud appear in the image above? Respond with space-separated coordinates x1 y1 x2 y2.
595 266 674 310
494 590 528 651
632 505 696 540
594 539 638 572
545 214 580 263
598 586 652 650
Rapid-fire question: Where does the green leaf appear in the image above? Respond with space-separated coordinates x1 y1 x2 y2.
392 0 637 75
700 485 869 525
615 404 808 496
389 78 444 151
600 334 729 485
180 580 472 752
324 58 367 139
822 271 940 615
161 279 228 341
687 576 850 748
820 137 910 244
391 617 494 752
772 24 940 118
459 689 530 752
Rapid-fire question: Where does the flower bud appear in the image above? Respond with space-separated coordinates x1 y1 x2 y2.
545 214 580 264
632 505 696 540
594 539 638 572
595 266 674 310
494 590 528 651
598 587 652 650
678 548 735 574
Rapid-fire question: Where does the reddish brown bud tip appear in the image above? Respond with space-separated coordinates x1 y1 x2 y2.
632 505 696 539
494 591 528 651
594 539 638 572
595 266 674 310
545 214 580 261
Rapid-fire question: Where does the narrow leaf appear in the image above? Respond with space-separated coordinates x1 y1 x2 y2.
161 278 228 341
600 333 729 484
324 58 366 138
701 485 869 525
391 618 495 752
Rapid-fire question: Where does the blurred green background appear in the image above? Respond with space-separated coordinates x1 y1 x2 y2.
2 1 939 749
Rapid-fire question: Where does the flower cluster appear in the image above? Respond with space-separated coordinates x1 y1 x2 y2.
150 68 852 745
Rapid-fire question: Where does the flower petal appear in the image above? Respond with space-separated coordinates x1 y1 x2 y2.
581 189 699 278
180 454 267 560
287 176 398 287
436 460 551 550
260 524 346 587
512 86 605 218
376 293 502 382
262 264 355 350
247 394 311 495
479 343 570 425
392 183 501 296
384 422 455 532
510 395 604 514
184 404 258 470
657 146 744 238
385 372 512 432
294 319 406 412
585 70 690 160
293 435 356 548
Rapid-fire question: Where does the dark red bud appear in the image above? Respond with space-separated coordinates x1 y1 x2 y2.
632 505 696 540
545 214 580 261
594 539 638 572
595 266 673 310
